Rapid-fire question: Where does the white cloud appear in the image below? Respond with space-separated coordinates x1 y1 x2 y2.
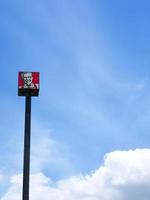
0 174 3 182
2 149 150 200
30 124 73 175
0 124 73 182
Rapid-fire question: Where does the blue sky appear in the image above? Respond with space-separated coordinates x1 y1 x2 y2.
1 1 150 199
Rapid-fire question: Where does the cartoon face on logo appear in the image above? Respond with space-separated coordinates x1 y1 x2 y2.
22 72 35 88
18 72 39 96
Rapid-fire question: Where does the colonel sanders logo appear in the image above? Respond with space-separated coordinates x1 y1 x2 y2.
19 72 39 89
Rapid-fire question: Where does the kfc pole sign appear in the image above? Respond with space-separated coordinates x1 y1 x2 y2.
18 72 39 96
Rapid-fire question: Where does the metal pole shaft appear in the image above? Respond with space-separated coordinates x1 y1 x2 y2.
23 94 31 200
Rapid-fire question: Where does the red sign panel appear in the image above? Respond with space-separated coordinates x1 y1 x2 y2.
18 72 39 96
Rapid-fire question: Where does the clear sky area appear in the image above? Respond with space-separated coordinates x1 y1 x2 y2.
1 1 150 199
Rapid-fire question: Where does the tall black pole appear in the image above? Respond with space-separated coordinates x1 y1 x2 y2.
23 94 31 200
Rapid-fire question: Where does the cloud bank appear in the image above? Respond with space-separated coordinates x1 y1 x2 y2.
2 149 150 200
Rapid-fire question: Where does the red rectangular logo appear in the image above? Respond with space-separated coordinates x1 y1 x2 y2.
18 72 39 90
